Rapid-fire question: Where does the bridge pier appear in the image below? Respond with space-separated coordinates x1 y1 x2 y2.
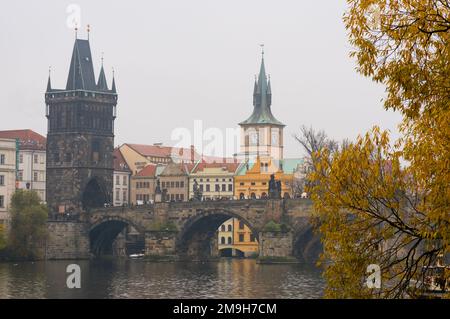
258 231 297 263
45 221 90 260
144 231 178 260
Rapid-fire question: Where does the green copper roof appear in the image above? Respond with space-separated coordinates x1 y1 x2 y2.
240 55 284 126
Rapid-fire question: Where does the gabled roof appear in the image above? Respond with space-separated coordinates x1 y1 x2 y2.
66 39 97 91
0 129 46 150
113 148 131 172
136 164 158 177
192 161 240 174
159 162 195 177
125 143 200 162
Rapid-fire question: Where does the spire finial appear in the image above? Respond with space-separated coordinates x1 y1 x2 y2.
87 24 91 40
49 66 52 76
101 52 104 66
74 23 78 39
260 43 265 58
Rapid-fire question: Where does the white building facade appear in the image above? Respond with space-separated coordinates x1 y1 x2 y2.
0 138 17 227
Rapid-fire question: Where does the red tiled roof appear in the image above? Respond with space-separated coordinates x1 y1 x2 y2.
136 164 158 177
126 143 200 161
113 148 131 172
0 129 46 150
192 161 240 174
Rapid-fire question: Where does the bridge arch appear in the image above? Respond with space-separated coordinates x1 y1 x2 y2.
292 224 322 263
89 216 145 257
176 209 258 260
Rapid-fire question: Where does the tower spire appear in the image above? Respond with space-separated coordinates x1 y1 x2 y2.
46 66 52 92
97 53 108 91
111 67 117 93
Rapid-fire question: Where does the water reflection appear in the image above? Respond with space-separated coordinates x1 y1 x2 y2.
0 259 324 299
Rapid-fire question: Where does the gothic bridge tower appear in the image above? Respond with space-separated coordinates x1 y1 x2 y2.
45 36 117 213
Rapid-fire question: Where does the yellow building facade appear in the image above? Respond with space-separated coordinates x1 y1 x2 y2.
218 218 258 257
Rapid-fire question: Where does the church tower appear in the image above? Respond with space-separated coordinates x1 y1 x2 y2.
239 50 285 166
45 36 117 213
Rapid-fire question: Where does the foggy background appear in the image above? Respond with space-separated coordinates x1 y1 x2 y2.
0 0 401 158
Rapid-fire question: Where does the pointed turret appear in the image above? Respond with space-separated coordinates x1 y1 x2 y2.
66 39 97 90
97 64 108 91
240 49 284 126
111 72 117 94
46 74 52 93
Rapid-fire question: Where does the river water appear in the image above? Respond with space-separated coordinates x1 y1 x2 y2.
0 259 324 299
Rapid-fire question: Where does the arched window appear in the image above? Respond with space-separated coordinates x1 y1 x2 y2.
227 237 232 244
221 237 226 244
227 225 232 232
250 193 256 199
221 225 226 232
239 193 245 200
261 192 267 199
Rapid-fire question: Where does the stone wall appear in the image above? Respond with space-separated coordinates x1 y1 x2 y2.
259 231 293 258
145 231 177 256
45 221 90 260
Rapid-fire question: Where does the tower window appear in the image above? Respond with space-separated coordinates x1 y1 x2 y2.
65 153 72 162
92 140 100 162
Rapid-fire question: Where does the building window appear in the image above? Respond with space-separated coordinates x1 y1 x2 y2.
19 154 23 164
116 175 120 185
228 184 233 192
227 224 232 232
116 189 120 200
0 175 4 186
239 182 244 186
0 195 4 208
123 190 127 202
175 181 179 188
199 184 204 192
0 154 5 165
180 181 184 188
34 154 38 164
215 184 220 192
228 237 232 244
251 182 255 186
221 184 226 192
92 140 100 162
33 171 38 182
162 181 166 188
239 234 244 242
40 155 44 164
206 184 210 192
123 176 127 186
54 153 60 162
239 221 245 229
250 234 256 242
18 171 23 181
65 153 72 162
180 194 184 201
221 225 225 232
170 181 174 188
221 237 226 244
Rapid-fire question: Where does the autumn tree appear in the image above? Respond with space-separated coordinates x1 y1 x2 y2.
0 223 6 251
8 190 48 260
308 0 449 298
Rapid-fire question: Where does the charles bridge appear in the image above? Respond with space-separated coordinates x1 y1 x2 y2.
45 198 322 262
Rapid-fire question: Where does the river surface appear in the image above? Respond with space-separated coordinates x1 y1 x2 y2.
0 259 324 299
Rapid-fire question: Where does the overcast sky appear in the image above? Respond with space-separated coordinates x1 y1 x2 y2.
0 0 401 158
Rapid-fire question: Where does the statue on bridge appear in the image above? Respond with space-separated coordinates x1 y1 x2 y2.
192 179 203 201
268 174 282 199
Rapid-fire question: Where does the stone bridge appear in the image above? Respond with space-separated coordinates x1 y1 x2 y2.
45 199 322 262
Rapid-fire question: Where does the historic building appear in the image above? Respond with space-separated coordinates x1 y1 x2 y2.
45 36 117 213
217 218 259 257
188 160 239 200
0 138 17 228
0 130 46 202
239 51 285 164
119 143 199 174
234 157 304 199
113 148 131 206
130 163 166 205
159 162 194 202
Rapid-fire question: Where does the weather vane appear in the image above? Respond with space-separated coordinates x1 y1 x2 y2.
87 24 91 40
